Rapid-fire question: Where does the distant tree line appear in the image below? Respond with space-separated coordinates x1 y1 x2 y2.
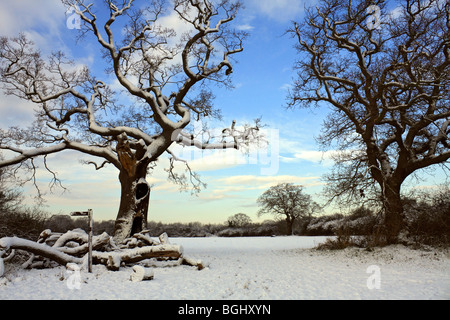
1 165 449 246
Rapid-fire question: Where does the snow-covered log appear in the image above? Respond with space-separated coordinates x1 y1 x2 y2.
130 232 158 246
159 232 170 244
0 237 83 265
0 230 201 274
130 265 154 282
0 248 15 262
57 232 111 256
93 244 183 270
181 256 207 270
120 230 159 249
107 254 122 271
52 229 89 248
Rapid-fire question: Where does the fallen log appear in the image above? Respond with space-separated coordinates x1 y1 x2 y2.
52 229 90 248
57 232 111 256
130 265 154 282
0 237 83 266
159 232 170 244
0 230 202 274
0 236 183 271
181 256 207 270
93 244 183 270
122 232 158 248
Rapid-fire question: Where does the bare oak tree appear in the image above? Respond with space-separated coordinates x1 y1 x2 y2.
227 212 252 228
0 0 255 243
288 0 449 242
257 183 319 235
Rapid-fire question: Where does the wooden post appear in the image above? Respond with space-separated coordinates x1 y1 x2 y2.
70 209 94 273
0 257 4 277
87 209 93 273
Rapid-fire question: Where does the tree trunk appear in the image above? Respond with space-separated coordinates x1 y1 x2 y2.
113 169 151 244
382 181 405 243
285 217 294 236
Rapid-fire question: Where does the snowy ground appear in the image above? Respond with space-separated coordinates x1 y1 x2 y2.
0 236 449 300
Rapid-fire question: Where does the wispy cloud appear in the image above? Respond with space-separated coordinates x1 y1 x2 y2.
280 150 335 166
218 174 321 189
246 0 316 22
0 95 36 128
0 0 66 37
279 83 293 91
237 24 255 31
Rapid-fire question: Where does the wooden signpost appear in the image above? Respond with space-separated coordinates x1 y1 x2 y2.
70 209 93 273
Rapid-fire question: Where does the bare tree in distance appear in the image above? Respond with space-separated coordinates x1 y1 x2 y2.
227 212 252 228
0 0 259 243
257 183 320 235
288 0 449 242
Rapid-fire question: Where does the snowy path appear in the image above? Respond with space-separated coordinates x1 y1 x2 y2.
0 236 449 300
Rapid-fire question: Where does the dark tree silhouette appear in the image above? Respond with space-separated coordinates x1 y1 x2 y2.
257 183 319 235
288 0 449 242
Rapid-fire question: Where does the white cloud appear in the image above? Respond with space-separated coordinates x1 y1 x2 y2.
0 95 36 128
280 150 335 165
237 24 255 31
0 0 66 38
185 148 248 172
279 83 293 91
387 6 404 20
218 174 321 190
0 0 66 43
246 0 316 22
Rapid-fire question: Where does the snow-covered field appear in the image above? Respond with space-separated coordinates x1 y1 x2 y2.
0 236 449 300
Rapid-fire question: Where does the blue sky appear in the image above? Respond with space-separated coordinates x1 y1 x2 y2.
0 0 446 224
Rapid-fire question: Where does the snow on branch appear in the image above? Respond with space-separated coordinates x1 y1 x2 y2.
171 119 262 151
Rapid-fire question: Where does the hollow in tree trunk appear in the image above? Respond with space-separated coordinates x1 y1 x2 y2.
113 170 150 243
113 134 151 243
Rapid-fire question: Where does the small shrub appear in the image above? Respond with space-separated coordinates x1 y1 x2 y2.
0 207 48 240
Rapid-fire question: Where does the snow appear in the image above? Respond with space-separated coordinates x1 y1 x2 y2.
0 236 449 300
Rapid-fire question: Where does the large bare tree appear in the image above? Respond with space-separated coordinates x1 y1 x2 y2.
288 0 449 242
0 0 255 243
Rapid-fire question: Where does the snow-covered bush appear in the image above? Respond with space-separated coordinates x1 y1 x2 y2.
305 207 377 236
305 214 345 236
403 186 450 246
217 228 245 237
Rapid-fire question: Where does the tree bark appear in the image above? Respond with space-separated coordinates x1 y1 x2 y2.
382 181 405 243
112 133 152 243
285 217 294 236
113 170 151 244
